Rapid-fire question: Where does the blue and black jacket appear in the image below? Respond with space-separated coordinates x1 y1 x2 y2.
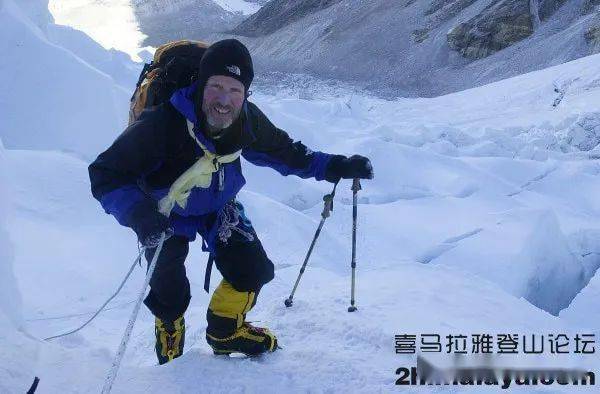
89 83 334 246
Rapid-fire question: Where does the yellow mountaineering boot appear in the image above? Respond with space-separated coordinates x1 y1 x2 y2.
206 321 278 356
206 279 278 356
155 315 185 365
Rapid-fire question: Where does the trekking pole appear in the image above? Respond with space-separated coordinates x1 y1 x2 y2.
101 232 167 394
348 178 361 313
285 182 338 307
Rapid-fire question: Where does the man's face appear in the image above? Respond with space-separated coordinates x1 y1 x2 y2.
202 75 245 130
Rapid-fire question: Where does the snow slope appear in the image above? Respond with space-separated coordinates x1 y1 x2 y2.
0 139 39 393
49 0 147 59
130 0 263 47
4 55 600 392
0 0 134 160
2 2 600 393
212 0 261 15
561 271 600 330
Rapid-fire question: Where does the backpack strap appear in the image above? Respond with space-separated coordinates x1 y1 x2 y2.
201 238 214 293
204 253 214 293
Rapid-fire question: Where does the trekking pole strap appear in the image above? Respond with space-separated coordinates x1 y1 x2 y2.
204 254 214 293
351 178 362 193
321 181 339 219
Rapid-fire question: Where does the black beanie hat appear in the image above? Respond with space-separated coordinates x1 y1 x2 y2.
197 39 254 93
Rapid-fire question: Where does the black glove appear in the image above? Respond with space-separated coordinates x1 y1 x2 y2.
127 199 173 248
325 154 374 183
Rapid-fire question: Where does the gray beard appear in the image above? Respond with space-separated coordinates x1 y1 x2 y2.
206 123 227 139
203 105 242 134
204 115 240 140
206 115 233 130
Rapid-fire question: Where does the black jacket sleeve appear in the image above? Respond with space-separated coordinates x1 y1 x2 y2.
88 108 168 226
241 102 333 181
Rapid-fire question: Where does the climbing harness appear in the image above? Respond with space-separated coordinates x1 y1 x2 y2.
204 200 255 293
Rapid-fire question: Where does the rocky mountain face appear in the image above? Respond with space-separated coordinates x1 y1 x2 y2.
446 0 567 59
582 0 600 13
135 0 598 96
447 1 535 59
230 0 344 36
583 1 600 53
586 24 600 53
227 0 599 96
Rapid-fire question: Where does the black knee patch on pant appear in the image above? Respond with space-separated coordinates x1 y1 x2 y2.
214 231 274 292
144 236 191 322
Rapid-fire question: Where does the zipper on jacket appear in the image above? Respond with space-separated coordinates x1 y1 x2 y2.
210 157 225 192
218 166 225 191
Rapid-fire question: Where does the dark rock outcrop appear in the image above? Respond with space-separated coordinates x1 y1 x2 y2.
582 0 600 14
447 0 533 59
425 0 478 20
446 0 569 59
585 25 600 54
412 28 430 43
537 0 567 20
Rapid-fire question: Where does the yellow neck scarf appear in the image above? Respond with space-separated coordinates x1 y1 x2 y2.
158 121 241 216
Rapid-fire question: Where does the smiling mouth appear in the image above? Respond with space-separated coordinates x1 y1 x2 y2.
213 105 231 115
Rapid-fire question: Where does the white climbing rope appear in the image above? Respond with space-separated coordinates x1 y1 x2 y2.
43 247 145 341
101 232 167 394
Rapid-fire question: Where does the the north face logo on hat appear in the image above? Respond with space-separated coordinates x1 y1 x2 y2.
226 65 241 76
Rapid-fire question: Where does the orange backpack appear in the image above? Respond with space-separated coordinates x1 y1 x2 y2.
129 40 209 124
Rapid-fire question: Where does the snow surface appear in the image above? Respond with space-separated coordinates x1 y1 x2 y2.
0 139 39 393
1 1 600 393
48 0 147 60
48 0 262 55
212 0 261 15
561 271 600 331
0 0 136 159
